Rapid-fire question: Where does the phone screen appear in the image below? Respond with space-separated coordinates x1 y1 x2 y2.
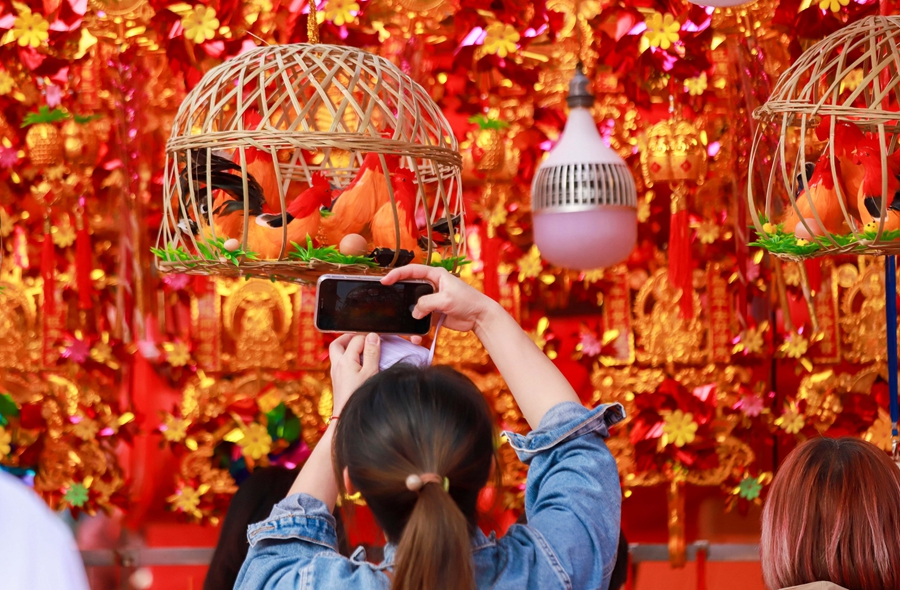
315 278 434 335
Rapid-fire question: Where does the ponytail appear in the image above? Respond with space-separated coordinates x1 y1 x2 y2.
333 366 496 590
391 484 474 590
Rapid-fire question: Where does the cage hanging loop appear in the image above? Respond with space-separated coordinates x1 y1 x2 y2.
308 0 320 44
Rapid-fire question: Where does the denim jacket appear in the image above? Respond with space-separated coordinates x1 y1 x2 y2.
235 401 625 590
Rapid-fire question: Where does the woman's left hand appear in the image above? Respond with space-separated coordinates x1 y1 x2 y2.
329 333 380 416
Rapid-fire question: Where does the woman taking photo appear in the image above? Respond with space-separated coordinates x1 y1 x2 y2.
236 265 624 590
761 437 900 590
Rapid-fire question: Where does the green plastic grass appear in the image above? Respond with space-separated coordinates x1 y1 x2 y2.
151 237 259 267
428 256 471 271
289 236 378 267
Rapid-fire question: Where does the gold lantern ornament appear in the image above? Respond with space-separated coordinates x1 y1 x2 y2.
640 114 708 318
640 118 708 187
469 114 509 175
23 107 67 168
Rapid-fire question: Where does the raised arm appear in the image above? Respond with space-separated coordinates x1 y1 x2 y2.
287 332 381 508
382 266 579 428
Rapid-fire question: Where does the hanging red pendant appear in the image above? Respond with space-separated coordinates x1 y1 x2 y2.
668 185 694 318
41 221 56 317
75 209 93 309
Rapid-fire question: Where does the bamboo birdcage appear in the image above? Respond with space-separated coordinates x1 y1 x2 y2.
749 16 900 261
157 43 464 283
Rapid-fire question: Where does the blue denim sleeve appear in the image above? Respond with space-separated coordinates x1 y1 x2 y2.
505 401 625 590
234 493 339 590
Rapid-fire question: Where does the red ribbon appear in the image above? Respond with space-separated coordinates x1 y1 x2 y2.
41 227 56 316
75 211 93 309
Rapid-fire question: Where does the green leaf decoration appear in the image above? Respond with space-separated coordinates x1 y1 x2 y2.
468 114 509 130
0 393 18 427
73 114 101 125
64 483 89 508
282 414 300 443
737 476 763 501
428 256 471 271
21 106 69 128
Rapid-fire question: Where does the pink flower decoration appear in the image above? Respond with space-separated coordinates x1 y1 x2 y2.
0 147 18 168
163 274 191 291
579 333 602 357
737 394 764 418
61 338 90 364
45 84 62 107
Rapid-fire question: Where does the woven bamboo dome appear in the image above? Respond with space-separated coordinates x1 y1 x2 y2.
748 16 900 260
157 43 464 283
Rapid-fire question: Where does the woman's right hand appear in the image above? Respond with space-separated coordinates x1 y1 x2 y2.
382 265 497 333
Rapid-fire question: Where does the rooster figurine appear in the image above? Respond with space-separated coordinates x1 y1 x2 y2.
181 152 333 258
372 168 421 256
856 137 900 232
320 152 400 244
783 118 865 237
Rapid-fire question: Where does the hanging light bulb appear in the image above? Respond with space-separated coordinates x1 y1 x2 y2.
531 64 638 270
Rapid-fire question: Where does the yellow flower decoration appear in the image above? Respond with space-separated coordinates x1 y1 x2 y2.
863 411 892 452
12 10 50 49
662 410 698 447
0 72 14 96
517 245 543 281
738 325 766 355
52 223 76 248
841 68 864 93
182 5 220 44
780 333 808 359
0 427 11 456
166 484 208 518
483 22 520 59
163 415 189 443
685 73 707 97
819 0 849 13
72 418 99 441
777 403 804 435
643 12 680 51
696 218 719 244
324 0 360 26
163 341 191 367
238 423 272 460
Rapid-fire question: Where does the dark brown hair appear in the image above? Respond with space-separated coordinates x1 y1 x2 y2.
333 365 496 590
761 437 900 590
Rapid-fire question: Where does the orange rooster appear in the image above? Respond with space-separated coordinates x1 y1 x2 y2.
372 168 420 255
320 152 400 245
783 118 865 236
856 137 900 231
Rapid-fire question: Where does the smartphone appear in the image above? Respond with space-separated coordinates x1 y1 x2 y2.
315 274 435 335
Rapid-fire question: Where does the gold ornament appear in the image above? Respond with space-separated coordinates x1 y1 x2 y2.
25 123 61 168
640 118 708 187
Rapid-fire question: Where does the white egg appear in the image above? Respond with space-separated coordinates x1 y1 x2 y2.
223 238 241 252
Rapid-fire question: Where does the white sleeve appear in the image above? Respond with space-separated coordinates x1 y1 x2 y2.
0 472 90 590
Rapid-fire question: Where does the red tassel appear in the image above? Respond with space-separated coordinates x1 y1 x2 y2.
696 545 707 590
482 232 501 302
41 225 56 316
803 259 822 296
75 212 93 309
669 207 694 318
